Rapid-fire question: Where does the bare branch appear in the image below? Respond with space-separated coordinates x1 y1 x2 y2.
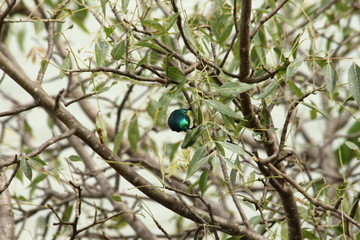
26 128 76 158
218 154 251 229
0 102 38 117
266 163 360 229
0 0 16 34
0 155 19 194
67 67 168 84
250 0 289 40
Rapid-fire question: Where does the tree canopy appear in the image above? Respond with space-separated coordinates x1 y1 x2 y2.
0 0 360 240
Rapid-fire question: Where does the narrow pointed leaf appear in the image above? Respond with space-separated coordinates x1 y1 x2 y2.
348 62 360 106
186 145 209 180
301 102 331 119
286 55 305 81
183 21 197 49
324 63 337 97
60 54 71 79
165 66 186 83
100 0 108 17
258 81 278 99
217 82 253 96
28 174 47 188
141 20 165 32
206 100 242 119
128 115 140 152
111 40 126 60
20 158 32 181
69 155 82 162
181 125 204 149
216 141 249 156
288 81 302 97
199 169 209 195
95 40 109 66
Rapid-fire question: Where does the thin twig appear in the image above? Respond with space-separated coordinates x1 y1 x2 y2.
26 128 76 158
250 0 289 40
218 154 252 229
3 18 65 23
0 102 38 117
0 155 20 194
266 163 360 229
171 0 199 57
153 218 172 240
68 67 168 84
279 87 324 152
115 84 134 136
36 0 70 83
0 0 16 33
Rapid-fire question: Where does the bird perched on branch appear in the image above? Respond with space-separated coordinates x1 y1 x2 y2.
167 109 191 132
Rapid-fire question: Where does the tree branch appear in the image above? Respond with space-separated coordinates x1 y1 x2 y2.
250 0 289 40
0 48 268 240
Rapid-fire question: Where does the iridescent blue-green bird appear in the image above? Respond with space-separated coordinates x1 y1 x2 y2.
168 109 191 132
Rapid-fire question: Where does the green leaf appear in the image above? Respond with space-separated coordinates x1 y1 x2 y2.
141 19 165 32
165 65 186 82
286 55 305 81
291 32 302 59
216 141 249 156
68 155 82 162
168 142 181 162
112 195 123 202
158 81 186 118
136 41 165 52
128 115 140 152
314 56 327 68
71 5 89 33
100 0 108 17
217 82 253 96
258 81 278 99
199 169 209 195
164 13 180 32
206 100 242 119
34 20 44 34
225 236 245 240
230 168 237 187
348 62 360 106
20 158 32 181
135 56 147 70
288 81 303 97
111 40 126 60
17 28 26 52
62 204 73 222
122 0 130 10
40 60 48 74
113 121 127 154
345 141 360 151
186 145 209 180
210 11 233 44
335 121 360 165
217 16 233 44
183 20 197 49
104 26 114 38
28 174 47 188
181 125 204 149
60 54 71 79
146 99 160 119
324 63 337 98
301 102 331 119
29 155 47 166
301 229 319 239
95 39 109 67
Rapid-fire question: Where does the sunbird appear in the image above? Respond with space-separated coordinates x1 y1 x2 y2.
167 109 191 132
